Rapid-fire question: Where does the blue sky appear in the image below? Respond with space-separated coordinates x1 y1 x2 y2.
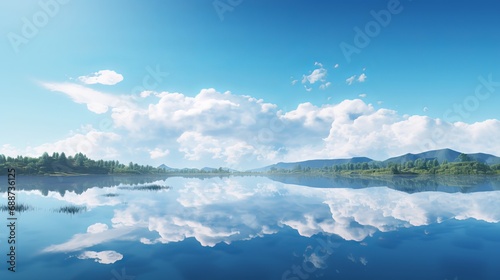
1 0 499 169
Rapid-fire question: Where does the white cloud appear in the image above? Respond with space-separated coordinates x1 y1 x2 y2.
40 187 122 209
346 73 367 85
302 63 328 86
41 82 135 114
359 93 367 98
176 131 272 164
25 127 121 160
357 73 367 82
149 148 170 159
77 250 123 264
78 70 124 85
346 75 356 85
0 144 22 158
87 223 109 234
140 90 154 98
334 64 339 69
35 84 500 169
282 186 500 241
303 68 327 84
42 227 136 253
319 82 331 90
291 79 298 86
321 104 500 159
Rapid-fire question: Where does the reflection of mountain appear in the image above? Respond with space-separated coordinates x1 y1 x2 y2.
265 174 500 193
35 176 500 253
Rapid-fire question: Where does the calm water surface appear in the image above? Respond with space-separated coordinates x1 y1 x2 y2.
0 175 499 280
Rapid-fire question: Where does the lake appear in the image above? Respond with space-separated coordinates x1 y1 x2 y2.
1 174 499 280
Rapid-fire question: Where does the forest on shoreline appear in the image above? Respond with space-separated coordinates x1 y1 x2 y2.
0 152 165 175
1 152 499 176
264 159 500 176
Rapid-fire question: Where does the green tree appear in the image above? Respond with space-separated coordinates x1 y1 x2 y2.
58 152 68 165
457 153 471 162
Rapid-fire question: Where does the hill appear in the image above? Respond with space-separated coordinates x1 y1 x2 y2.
383 148 500 165
249 149 500 172
249 157 373 172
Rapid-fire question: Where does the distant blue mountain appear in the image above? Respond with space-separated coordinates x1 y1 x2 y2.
248 157 373 172
157 164 239 172
160 149 500 172
158 164 177 171
201 167 239 172
248 149 500 172
383 148 500 165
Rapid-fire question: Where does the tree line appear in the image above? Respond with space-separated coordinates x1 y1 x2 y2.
0 152 166 175
268 155 500 175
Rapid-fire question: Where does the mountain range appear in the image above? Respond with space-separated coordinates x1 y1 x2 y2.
158 164 238 172
158 149 500 172
246 149 500 172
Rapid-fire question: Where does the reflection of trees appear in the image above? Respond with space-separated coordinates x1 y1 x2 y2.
55 205 87 214
0 203 34 212
265 174 500 193
1 174 498 196
0 174 173 196
0 174 244 197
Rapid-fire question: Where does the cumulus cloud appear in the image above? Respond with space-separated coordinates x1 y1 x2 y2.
321 103 500 159
87 223 109 234
301 63 329 90
77 250 123 264
37 83 500 169
277 99 500 161
281 185 500 241
140 90 154 98
25 127 121 160
78 70 124 85
303 68 327 84
40 186 122 209
149 148 170 159
177 131 274 164
0 144 22 158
